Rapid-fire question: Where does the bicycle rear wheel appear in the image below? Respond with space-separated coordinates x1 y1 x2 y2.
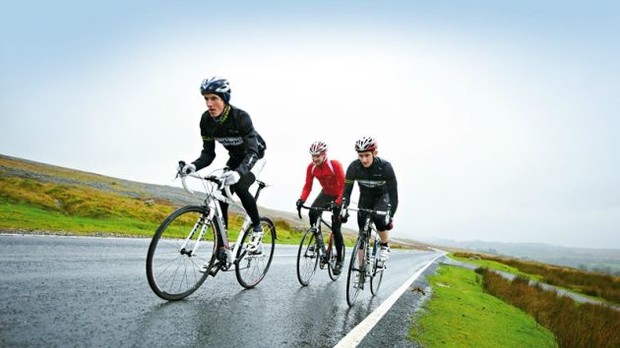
370 239 384 295
297 228 319 286
327 235 342 281
146 205 218 301
346 237 366 306
235 217 276 289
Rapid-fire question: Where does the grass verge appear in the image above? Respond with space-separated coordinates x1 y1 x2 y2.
477 268 620 347
409 264 557 347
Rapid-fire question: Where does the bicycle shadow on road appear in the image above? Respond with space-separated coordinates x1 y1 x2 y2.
133 279 267 346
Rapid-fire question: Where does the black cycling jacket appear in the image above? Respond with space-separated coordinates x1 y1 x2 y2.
342 157 398 217
192 105 266 176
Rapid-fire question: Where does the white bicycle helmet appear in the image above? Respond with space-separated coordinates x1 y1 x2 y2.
200 76 231 103
355 136 377 152
309 141 328 155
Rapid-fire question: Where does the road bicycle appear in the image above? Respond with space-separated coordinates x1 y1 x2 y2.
146 165 276 301
296 203 345 286
343 206 390 306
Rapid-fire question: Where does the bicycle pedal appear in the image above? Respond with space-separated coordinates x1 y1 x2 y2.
202 260 218 275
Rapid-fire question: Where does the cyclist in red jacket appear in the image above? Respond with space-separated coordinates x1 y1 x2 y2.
296 141 346 275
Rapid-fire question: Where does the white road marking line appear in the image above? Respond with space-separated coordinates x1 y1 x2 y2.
334 254 443 347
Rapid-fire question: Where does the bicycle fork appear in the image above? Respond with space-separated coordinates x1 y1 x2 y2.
368 241 377 275
180 208 214 257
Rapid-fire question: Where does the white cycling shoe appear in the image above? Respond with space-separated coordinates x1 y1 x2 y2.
246 228 264 253
378 245 390 262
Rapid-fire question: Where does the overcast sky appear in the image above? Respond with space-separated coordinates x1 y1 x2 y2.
2 1 619 249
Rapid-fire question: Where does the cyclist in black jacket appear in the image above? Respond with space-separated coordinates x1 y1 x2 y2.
341 136 398 263
180 76 267 257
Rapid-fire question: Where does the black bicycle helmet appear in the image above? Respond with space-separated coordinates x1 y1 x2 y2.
200 76 231 104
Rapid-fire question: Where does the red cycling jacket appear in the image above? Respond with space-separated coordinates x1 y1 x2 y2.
300 158 345 205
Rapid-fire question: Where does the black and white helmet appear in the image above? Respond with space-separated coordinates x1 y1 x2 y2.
355 136 377 152
309 141 328 155
200 76 231 103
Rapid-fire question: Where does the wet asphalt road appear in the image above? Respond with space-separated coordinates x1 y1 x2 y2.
0 234 442 347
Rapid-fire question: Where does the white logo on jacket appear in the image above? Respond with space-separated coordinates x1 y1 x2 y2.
215 136 243 146
358 179 386 188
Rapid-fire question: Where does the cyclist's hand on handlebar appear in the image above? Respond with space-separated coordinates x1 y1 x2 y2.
339 205 347 218
326 201 338 211
178 161 196 175
220 170 240 185
296 199 304 219
339 207 349 223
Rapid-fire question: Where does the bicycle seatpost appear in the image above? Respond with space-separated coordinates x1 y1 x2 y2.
253 181 267 201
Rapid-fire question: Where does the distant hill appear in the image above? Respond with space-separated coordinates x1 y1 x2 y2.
419 237 620 275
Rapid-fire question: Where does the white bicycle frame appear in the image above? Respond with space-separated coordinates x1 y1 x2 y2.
178 169 253 263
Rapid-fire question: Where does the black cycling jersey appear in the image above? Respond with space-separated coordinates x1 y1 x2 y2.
193 105 266 176
342 156 398 217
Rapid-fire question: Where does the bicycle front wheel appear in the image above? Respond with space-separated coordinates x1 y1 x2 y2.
346 237 366 306
297 228 319 286
235 217 276 289
146 205 218 301
370 240 384 295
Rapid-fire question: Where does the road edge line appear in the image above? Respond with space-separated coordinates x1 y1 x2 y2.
334 253 444 347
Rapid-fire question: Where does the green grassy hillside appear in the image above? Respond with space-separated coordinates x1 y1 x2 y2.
0 154 427 249
0 154 303 242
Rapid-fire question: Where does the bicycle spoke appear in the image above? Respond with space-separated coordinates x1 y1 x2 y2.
327 238 341 281
235 218 275 289
370 238 385 295
146 206 216 301
346 238 365 306
297 229 319 286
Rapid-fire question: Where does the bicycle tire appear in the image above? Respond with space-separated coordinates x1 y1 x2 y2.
370 239 384 295
146 205 218 301
327 235 342 281
235 217 276 289
346 236 365 306
296 228 319 286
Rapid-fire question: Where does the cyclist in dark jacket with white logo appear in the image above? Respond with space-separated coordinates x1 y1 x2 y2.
341 136 398 263
180 76 267 257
